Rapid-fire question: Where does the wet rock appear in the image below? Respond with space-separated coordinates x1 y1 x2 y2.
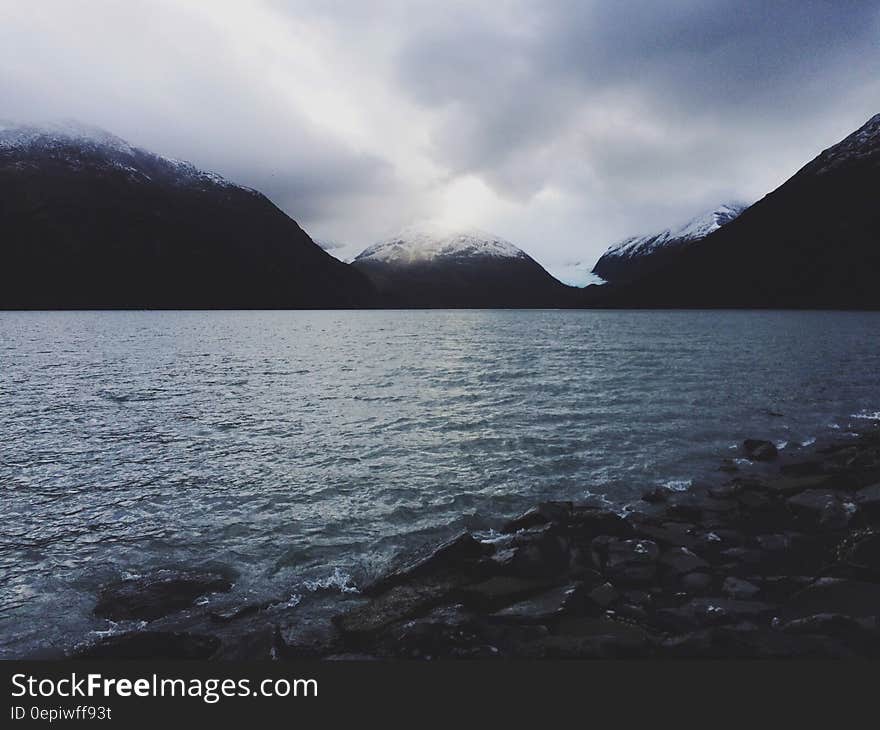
781 579 880 620
722 577 761 599
642 486 674 504
489 583 585 624
501 501 572 533
629 520 699 551
655 598 776 632
787 490 856 530
661 626 854 659
839 531 880 577
757 474 832 496
93 570 233 622
458 576 562 612
854 483 880 516
680 572 714 594
519 617 653 658
567 508 633 539
586 582 620 611
780 461 826 477
210 599 276 624
595 538 660 585
658 547 709 576
276 620 341 658
334 581 453 639
507 527 570 577
743 439 778 462
76 631 220 660
363 531 489 596
376 605 491 659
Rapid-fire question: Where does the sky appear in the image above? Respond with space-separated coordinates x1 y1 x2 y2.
1 0 878 283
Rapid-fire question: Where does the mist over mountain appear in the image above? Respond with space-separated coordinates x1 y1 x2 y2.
0 121 374 308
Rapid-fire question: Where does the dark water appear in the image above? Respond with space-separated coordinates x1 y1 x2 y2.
1 309 879 657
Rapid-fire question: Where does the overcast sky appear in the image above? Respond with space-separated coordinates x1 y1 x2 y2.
2 0 878 282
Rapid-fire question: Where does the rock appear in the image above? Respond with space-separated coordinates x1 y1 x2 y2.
781 579 880 620
786 490 856 530
384 605 487 659
519 617 653 658
76 632 220 660
722 577 761 599
457 576 562 613
655 598 776 632
567 507 633 539
780 461 826 477
489 583 585 624
363 531 489 596
755 474 834 496
276 620 341 658
661 626 854 659
587 582 620 610
507 528 570 578
642 486 674 504
93 570 233 622
629 521 699 551
596 538 660 585
840 531 880 576
854 483 880 516
743 439 778 462
210 599 274 624
680 572 714 593
658 547 710 576
501 501 572 533
334 582 453 639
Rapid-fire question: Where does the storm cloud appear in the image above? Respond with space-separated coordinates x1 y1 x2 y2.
1 0 878 281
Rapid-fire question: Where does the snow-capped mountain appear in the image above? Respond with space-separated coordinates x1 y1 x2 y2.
356 226 527 265
0 119 249 191
352 225 575 307
591 202 748 283
585 112 880 308
0 120 374 308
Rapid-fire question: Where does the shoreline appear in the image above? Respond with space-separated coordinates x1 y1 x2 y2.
72 419 880 660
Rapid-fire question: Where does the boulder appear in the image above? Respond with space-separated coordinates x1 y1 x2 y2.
722 577 761 599
93 570 233 622
501 501 572 533
488 583 585 624
743 439 778 462
457 576 562 613
786 490 856 530
658 547 710 576
363 531 489 596
586 582 620 611
655 598 776 632
76 631 220 660
855 483 880 517
781 579 880 621
334 582 453 639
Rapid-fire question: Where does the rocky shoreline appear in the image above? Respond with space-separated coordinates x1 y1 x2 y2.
75 422 880 660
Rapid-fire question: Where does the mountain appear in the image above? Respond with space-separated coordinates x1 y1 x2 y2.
0 121 374 308
590 113 880 308
351 226 576 307
591 203 747 284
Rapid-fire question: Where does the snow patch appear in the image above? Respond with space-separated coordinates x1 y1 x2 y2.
355 224 529 265
598 202 748 262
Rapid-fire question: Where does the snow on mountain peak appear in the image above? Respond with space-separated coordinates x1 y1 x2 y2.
808 112 880 174
355 224 528 265
0 119 248 192
602 202 749 261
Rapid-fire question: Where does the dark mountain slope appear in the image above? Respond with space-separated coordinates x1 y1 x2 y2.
352 227 577 308
588 114 880 309
0 122 374 308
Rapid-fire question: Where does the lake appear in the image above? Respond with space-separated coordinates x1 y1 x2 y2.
1 309 879 657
